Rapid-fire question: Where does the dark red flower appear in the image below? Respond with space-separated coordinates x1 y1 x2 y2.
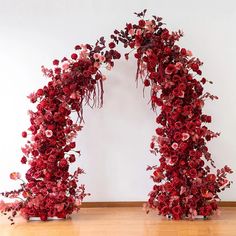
71 53 78 60
69 154 76 163
70 142 76 148
155 128 164 135
180 48 187 56
189 169 197 178
174 132 182 142
144 79 150 87
21 156 27 164
59 158 68 168
165 64 176 75
109 42 116 49
138 19 146 27
201 77 206 84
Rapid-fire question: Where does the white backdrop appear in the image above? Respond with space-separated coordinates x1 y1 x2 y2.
0 0 235 201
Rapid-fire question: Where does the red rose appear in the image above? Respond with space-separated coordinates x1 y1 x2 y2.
70 142 76 148
191 63 199 72
174 132 182 142
22 131 27 138
180 48 187 56
201 77 206 84
189 169 197 178
21 156 27 164
150 72 159 79
54 67 61 75
164 47 171 54
144 79 150 87
36 89 44 96
206 174 216 182
59 158 68 168
155 128 164 135
109 42 116 49
138 19 146 27
165 64 176 75
71 53 78 60
53 59 59 66
69 154 76 163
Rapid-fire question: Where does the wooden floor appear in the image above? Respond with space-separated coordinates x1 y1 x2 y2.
0 207 236 236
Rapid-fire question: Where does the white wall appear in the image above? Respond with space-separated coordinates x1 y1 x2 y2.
0 0 235 201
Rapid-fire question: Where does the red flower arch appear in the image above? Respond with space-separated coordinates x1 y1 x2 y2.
0 10 232 222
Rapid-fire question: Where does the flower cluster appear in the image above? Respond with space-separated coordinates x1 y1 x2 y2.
112 9 232 219
1 37 121 222
0 10 232 223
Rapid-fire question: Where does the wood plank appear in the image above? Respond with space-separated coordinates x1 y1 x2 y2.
0 207 236 236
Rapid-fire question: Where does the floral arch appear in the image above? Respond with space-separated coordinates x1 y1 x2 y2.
0 10 232 223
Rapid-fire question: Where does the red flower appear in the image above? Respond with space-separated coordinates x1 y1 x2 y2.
21 156 27 164
59 158 68 168
138 19 146 27
170 155 178 165
53 59 59 66
165 64 176 75
155 128 164 135
189 169 197 178
144 79 150 87
70 142 76 148
69 154 76 163
201 77 206 84
174 132 182 142
71 53 78 60
22 131 27 138
109 42 116 49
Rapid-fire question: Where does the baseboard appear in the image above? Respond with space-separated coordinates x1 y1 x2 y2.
219 201 236 207
81 201 236 208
